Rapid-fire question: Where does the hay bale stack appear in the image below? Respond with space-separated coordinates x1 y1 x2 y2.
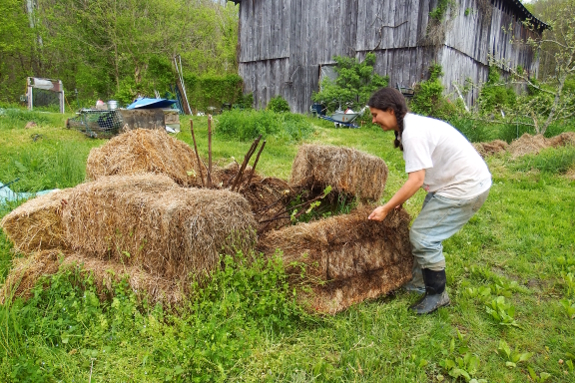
0 251 183 305
290 145 388 202
86 128 206 187
62 174 257 279
257 205 413 314
0 189 73 253
473 140 509 158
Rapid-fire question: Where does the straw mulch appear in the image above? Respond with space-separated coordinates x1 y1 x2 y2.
257 205 413 314
0 189 73 253
289 145 388 202
62 174 257 279
85 128 207 187
473 140 509 158
0 250 183 305
508 132 575 158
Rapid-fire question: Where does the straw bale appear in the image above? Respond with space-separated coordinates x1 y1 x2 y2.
85 128 207 187
0 189 73 253
0 251 184 305
62 174 257 279
257 205 413 313
290 145 388 202
61 254 184 304
473 139 509 158
0 250 62 304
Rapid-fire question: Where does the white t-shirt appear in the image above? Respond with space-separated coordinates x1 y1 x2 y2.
401 113 492 199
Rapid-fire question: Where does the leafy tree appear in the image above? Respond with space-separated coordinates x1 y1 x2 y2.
312 53 389 113
477 66 517 113
489 0 575 134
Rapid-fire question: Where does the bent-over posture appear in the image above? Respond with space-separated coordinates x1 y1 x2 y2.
367 88 491 315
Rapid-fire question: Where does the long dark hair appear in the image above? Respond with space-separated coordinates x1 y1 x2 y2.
368 88 408 151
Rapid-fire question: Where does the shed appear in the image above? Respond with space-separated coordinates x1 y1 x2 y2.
232 0 547 113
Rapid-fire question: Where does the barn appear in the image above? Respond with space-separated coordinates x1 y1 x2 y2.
231 0 547 113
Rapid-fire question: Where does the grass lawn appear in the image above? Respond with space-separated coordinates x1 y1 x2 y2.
1 109 574 382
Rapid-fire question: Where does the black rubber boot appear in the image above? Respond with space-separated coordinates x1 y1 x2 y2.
409 269 450 315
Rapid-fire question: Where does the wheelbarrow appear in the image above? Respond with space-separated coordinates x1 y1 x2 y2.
310 104 367 128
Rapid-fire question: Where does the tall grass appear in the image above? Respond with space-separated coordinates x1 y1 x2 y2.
216 109 314 141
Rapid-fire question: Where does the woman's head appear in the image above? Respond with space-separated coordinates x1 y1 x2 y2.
368 87 408 150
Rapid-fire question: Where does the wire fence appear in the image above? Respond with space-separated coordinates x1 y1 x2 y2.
66 110 123 138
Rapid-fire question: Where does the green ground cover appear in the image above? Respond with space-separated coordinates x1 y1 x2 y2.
0 109 574 382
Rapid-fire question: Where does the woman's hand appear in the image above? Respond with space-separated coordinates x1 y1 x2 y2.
368 205 389 221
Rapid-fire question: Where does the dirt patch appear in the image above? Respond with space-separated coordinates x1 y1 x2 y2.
473 140 508 158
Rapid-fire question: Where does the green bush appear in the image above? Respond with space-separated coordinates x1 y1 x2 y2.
410 64 458 121
266 95 290 113
183 73 244 112
478 66 517 113
312 52 389 113
217 109 313 141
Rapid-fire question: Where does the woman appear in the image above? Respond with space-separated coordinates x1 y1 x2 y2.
367 88 491 315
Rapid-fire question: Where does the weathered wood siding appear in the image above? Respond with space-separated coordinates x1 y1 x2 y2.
237 0 543 113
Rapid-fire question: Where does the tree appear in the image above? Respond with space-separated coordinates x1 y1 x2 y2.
489 0 575 135
312 53 389 113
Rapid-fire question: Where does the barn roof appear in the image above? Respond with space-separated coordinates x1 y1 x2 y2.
230 0 548 30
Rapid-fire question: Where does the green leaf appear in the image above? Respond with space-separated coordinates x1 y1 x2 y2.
506 361 517 368
540 372 551 381
528 366 537 379
518 352 533 363
498 339 511 359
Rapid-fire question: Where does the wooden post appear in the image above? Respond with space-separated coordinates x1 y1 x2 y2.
243 140 266 190
207 115 213 188
190 119 205 187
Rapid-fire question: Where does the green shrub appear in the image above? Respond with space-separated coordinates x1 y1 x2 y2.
312 53 389 113
478 66 517 113
217 109 313 141
184 73 244 112
266 95 290 113
410 64 458 121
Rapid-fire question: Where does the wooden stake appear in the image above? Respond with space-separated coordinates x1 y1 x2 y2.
242 140 266 191
207 115 213 188
231 135 262 191
190 119 205 187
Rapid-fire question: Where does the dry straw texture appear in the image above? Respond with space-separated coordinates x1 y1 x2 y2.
0 251 62 304
86 128 206 187
0 251 183 305
473 140 509 158
509 132 575 158
62 174 257 279
290 145 388 202
1 189 73 253
257 205 413 313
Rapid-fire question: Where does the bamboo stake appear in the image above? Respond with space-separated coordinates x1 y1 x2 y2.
190 119 205 187
207 115 213 188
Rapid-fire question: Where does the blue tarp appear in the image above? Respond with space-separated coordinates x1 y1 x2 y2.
0 183 57 204
126 98 176 110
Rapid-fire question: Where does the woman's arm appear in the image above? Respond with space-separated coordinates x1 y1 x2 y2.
368 169 425 221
